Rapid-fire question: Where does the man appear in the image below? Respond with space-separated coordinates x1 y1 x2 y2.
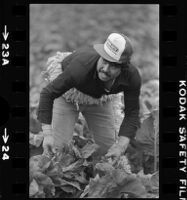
37 33 141 161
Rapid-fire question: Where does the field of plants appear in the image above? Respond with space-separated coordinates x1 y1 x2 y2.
30 106 159 198
29 4 159 198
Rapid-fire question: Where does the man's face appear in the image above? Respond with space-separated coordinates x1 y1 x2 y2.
96 57 122 82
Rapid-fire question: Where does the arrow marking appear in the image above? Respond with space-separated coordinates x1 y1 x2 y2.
2 128 9 144
2 25 9 41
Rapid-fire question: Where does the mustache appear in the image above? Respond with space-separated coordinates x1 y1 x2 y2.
99 69 110 77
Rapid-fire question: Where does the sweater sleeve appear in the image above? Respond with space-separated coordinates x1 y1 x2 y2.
118 69 141 139
37 56 92 124
37 68 75 124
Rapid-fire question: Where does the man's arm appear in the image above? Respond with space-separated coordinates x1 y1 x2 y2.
37 69 75 124
105 68 141 159
37 57 91 125
118 69 141 139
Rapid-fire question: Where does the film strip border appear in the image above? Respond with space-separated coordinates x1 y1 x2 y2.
160 1 187 200
0 1 186 200
160 1 187 199
1 0 28 199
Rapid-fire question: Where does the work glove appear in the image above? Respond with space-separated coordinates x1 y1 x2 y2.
105 136 130 164
42 124 55 157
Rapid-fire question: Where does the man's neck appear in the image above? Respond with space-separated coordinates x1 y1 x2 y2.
104 78 116 91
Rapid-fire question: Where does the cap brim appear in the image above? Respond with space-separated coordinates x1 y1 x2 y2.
93 44 122 63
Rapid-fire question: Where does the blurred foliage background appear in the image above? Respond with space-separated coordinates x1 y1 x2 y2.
30 4 159 108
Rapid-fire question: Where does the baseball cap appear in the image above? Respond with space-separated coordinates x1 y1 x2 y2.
93 33 133 64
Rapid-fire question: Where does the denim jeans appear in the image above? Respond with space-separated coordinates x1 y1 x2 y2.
52 96 116 156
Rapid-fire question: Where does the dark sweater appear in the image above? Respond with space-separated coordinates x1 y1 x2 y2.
37 46 141 139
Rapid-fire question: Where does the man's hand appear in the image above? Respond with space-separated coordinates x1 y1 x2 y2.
43 134 54 157
105 136 130 162
42 124 55 157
